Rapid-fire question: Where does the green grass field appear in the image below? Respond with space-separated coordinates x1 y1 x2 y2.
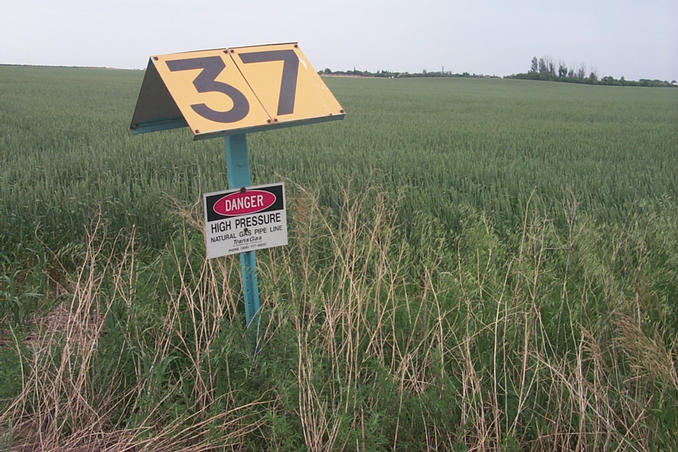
1 65 677 450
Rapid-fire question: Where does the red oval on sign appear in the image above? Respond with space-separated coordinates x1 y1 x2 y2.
213 190 276 216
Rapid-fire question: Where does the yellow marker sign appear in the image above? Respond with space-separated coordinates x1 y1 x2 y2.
130 43 344 139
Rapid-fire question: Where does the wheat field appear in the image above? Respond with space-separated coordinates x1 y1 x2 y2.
1 65 677 450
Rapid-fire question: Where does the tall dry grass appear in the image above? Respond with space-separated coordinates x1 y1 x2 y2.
1 215 270 450
1 186 676 450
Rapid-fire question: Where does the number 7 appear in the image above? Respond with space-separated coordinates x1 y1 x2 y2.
239 50 299 116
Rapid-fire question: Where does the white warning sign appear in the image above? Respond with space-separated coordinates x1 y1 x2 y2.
204 183 287 259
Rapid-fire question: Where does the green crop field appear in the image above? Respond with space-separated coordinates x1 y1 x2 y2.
1 65 677 450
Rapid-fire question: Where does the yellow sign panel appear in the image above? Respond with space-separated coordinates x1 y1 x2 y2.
133 43 344 139
230 43 344 125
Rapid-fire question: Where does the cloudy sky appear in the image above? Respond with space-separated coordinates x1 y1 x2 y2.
2 0 677 81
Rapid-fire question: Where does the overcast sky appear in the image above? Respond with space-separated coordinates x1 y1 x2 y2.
2 0 677 81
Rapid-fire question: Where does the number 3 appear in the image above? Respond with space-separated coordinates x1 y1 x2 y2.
166 56 250 123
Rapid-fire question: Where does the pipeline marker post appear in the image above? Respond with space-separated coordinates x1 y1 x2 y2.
130 42 344 354
225 134 261 352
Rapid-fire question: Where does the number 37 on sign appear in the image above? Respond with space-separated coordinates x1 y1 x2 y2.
131 42 344 139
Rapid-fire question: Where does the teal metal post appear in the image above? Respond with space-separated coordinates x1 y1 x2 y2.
225 134 261 353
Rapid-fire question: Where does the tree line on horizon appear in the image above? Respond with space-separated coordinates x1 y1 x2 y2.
507 56 676 87
320 58 677 88
319 67 499 79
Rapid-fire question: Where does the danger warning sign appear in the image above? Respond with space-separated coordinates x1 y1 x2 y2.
204 183 287 259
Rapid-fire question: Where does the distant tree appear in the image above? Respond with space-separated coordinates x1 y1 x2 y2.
547 58 555 77
567 68 575 78
558 63 568 78
538 58 547 74
588 71 598 83
530 57 538 73
577 65 586 80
